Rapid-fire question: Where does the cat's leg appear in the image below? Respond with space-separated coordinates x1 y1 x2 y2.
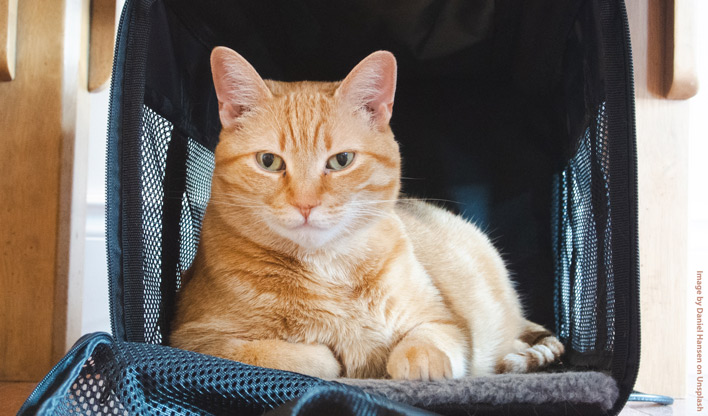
171 328 341 378
227 338 342 378
495 320 564 373
386 322 467 381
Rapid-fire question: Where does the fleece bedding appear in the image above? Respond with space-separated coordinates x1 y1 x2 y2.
341 372 619 412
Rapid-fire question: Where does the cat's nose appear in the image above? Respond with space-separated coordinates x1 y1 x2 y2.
294 203 319 221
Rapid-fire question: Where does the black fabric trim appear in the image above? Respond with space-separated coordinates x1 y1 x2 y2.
106 0 133 342
600 0 640 414
143 2 221 151
158 129 189 342
118 0 158 343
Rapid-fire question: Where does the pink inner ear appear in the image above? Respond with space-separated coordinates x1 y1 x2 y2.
218 102 246 127
338 51 398 129
211 47 271 129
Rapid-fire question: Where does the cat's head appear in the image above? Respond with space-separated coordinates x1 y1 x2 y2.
209 47 400 251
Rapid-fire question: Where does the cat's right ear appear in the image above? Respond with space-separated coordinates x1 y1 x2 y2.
211 47 272 129
336 51 397 130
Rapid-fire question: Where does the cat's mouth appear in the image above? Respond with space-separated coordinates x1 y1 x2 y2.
293 222 326 231
275 221 338 250
271 211 347 249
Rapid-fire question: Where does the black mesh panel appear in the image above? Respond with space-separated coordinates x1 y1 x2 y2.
51 340 329 416
179 139 215 276
553 102 616 363
139 106 172 344
137 105 214 344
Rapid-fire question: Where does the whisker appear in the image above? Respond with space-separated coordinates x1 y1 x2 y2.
346 197 466 206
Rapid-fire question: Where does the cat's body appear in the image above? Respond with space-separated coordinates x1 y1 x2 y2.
170 48 563 380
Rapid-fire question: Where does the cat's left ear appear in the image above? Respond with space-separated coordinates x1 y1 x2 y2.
211 46 273 129
336 51 397 130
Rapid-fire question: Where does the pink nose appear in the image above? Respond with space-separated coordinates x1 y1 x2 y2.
295 203 318 220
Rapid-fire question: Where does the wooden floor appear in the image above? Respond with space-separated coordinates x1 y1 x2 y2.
0 382 36 415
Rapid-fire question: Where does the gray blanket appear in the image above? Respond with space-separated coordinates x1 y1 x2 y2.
339 371 618 411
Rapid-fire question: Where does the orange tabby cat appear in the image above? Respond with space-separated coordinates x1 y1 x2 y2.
170 47 563 380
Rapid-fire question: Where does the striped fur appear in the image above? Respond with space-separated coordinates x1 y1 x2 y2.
496 322 565 373
170 47 563 380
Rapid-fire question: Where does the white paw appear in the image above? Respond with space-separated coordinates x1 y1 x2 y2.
386 344 453 381
294 344 342 379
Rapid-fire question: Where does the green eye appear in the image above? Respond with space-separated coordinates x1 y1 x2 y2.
326 152 355 171
256 152 285 171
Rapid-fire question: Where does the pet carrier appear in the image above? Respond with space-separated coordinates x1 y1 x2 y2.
20 0 639 414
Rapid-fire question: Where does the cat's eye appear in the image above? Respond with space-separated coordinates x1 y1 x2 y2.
326 152 355 171
256 152 286 172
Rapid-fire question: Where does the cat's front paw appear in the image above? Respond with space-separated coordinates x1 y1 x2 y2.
386 344 453 381
295 344 342 379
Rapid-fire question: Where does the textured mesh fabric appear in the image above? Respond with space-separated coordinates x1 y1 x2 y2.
62 344 322 415
20 333 395 416
179 139 214 273
134 106 215 344
20 333 433 416
553 103 616 356
139 106 172 344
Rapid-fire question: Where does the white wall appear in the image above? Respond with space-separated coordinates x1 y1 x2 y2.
686 0 708 410
81 87 111 335
81 1 125 336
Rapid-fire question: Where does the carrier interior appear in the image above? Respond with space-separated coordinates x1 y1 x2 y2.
140 0 614 373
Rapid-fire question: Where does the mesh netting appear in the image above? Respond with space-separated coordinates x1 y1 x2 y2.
137 105 214 345
553 102 616 355
22 334 436 416
50 337 330 416
179 139 215 276
139 106 172 344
